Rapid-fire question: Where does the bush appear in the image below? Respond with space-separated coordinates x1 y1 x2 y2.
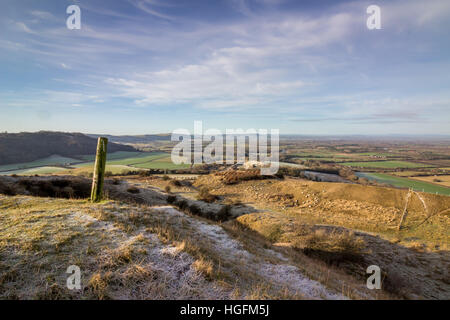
162 175 170 181
197 187 217 203
187 204 201 215
6 177 92 199
126 186 140 194
0 180 16 196
105 171 113 177
167 195 177 203
169 179 182 187
164 185 171 193
216 169 268 185
175 199 189 211
294 229 366 265
216 205 232 222
139 170 149 177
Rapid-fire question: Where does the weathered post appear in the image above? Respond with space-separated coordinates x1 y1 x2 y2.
90 137 108 202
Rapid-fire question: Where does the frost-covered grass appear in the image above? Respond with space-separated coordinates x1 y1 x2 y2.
0 194 358 300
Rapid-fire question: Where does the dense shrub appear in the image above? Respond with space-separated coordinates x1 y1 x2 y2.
166 195 177 203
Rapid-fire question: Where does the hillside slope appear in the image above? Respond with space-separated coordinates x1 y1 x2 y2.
87 134 171 144
1 174 447 299
0 132 136 165
0 194 366 300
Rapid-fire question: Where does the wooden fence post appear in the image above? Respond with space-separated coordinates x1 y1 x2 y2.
91 137 108 202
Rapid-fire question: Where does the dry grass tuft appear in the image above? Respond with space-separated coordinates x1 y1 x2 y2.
215 169 270 185
193 258 214 280
196 187 218 203
293 229 366 265
87 272 112 300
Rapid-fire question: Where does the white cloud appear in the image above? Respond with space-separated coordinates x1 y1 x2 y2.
14 22 35 34
30 11 55 20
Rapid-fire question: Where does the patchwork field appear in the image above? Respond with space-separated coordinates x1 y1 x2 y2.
0 151 187 176
2 166 70 176
342 161 428 169
357 173 450 196
412 175 450 188
0 155 81 173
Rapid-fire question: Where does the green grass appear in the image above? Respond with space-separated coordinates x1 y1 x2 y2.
0 166 69 176
67 164 142 175
356 152 397 157
290 152 335 157
0 155 81 172
131 157 191 170
357 172 450 196
78 151 146 161
342 160 428 169
107 152 168 166
73 152 168 168
295 157 353 162
0 152 192 176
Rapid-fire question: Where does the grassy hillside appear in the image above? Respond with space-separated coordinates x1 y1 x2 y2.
0 193 366 300
0 132 135 166
1 173 448 299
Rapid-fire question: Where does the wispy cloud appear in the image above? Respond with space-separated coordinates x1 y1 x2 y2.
14 21 35 34
30 11 56 20
128 0 175 20
1 0 449 134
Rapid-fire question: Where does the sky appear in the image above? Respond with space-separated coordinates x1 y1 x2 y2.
1 0 450 135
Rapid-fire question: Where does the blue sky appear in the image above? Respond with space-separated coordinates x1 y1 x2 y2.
1 0 450 135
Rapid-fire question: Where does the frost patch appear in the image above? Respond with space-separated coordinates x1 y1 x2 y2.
160 206 347 300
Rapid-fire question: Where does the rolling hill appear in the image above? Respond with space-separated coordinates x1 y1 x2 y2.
0 131 136 166
87 134 172 144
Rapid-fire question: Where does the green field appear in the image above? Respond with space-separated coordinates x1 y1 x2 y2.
0 151 188 175
67 164 142 175
107 152 168 166
131 156 191 170
78 151 145 161
357 172 450 196
356 152 397 157
0 155 81 172
0 166 69 176
72 152 168 168
342 161 427 169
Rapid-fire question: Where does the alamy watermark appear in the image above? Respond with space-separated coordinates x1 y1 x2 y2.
66 5 81 30
366 265 381 290
367 5 381 30
64 4 380 31
171 121 279 175
66 265 81 290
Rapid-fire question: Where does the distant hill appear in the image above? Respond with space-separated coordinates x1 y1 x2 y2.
87 134 171 144
0 131 136 165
